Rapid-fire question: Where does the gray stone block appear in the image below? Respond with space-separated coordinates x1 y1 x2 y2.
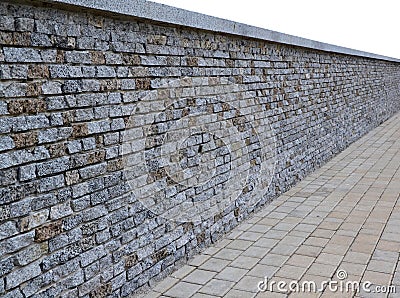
0 221 19 241
41 81 62 95
39 174 65 192
15 17 35 31
49 65 83 78
0 136 15 152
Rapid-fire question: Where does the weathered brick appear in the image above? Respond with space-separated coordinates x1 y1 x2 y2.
13 131 38 148
89 282 112 298
8 99 46 115
35 221 63 242
27 65 50 79
135 78 151 90
90 51 105 64
72 123 89 137
20 209 49 232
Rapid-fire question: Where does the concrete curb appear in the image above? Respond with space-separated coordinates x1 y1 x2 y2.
7 0 400 63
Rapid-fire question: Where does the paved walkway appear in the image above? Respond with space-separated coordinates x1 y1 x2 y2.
142 113 400 298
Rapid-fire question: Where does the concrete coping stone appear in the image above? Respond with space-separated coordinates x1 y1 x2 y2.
8 0 400 63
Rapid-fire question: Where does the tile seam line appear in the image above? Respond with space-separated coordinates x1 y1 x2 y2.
4 0 400 63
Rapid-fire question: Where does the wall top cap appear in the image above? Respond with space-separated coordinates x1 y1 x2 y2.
8 0 400 63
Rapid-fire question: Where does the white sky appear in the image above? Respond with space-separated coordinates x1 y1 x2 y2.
150 0 400 59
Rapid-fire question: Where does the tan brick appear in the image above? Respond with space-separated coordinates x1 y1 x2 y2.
35 221 63 242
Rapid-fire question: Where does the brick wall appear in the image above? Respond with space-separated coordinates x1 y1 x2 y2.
0 1 399 297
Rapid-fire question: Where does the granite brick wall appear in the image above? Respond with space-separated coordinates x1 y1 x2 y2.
1 1 400 297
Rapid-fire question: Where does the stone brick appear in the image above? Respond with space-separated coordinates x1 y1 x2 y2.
90 51 106 64
3 48 56 63
0 82 27 98
0 231 34 255
8 99 46 115
15 17 35 31
0 221 19 241
135 78 151 90
0 31 13 45
0 1 399 297
0 65 28 80
19 164 36 181
38 127 72 144
65 51 92 64
0 16 14 31
123 53 141 65
89 282 112 298
15 243 48 266
50 202 73 220
27 65 49 79
0 168 17 186
12 115 50 131
35 221 63 242
79 163 107 180
5 260 42 290
26 82 42 96
37 156 70 176
49 65 83 78
96 66 116 77
65 170 80 186
0 136 15 152
62 269 84 290
41 81 62 95
0 204 11 221
20 209 49 232
46 96 68 111
48 142 67 158
72 123 89 138
87 120 111 134
0 257 14 277
80 245 106 267
30 193 57 211
13 131 38 148
12 32 31 46
31 32 52 47
38 174 65 192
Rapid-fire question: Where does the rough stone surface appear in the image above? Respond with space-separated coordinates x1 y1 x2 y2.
0 1 399 297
